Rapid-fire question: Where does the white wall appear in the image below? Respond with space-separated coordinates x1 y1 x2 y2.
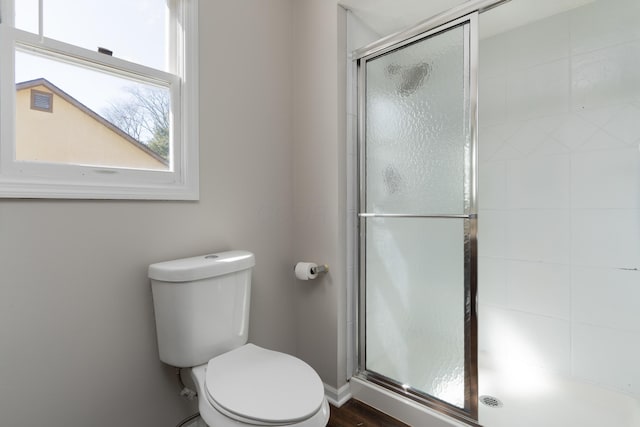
0 1 298 426
478 0 640 396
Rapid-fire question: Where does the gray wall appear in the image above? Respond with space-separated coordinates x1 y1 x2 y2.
0 1 299 426
292 1 348 391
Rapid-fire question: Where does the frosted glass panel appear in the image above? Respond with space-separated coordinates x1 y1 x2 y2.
365 217 466 407
365 25 469 214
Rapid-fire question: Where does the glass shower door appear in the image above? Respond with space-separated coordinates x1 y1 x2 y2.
357 13 478 423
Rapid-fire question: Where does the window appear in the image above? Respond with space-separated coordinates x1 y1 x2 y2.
0 0 199 199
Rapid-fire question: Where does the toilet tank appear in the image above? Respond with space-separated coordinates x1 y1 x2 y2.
148 250 255 368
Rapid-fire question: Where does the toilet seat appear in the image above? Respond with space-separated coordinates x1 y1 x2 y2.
191 344 329 427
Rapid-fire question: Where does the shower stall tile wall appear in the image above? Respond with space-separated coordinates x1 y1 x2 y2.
477 0 640 397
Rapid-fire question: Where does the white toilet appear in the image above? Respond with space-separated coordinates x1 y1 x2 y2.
149 250 330 427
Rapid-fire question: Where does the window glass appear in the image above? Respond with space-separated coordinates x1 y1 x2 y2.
15 50 170 170
15 0 38 33
18 0 167 70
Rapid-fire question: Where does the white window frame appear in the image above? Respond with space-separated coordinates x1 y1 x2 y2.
0 0 199 200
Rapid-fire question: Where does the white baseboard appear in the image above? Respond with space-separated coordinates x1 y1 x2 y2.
324 382 352 407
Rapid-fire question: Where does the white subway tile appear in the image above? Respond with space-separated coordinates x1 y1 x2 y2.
505 120 553 156
479 76 507 127
511 311 571 375
572 266 640 332
473 1 640 398
477 305 510 355
570 0 640 55
506 209 571 264
478 210 507 258
507 59 570 121
572 209 640 269
481 307 571 374
507 154 570 209
574 104 623 128
571 147 640 209
479 33 508 81
576 129 628 152
572 41 640 110
479 160 506 210
603 104 640 145
573 323 640 395
478 123 518 163
506 12 570 71
551 114 599 151
490 141 525 161
507 261 571 320
478 256 507 307
533 139 571 157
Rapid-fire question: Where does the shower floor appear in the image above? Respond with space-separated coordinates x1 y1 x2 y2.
478 356 640 427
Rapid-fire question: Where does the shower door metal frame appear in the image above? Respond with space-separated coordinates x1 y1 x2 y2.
353 1 507 423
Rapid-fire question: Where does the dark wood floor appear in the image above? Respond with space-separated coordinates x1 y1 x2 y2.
328 399 409 427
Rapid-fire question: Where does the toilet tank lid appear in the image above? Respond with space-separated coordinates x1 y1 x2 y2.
148 250 255 282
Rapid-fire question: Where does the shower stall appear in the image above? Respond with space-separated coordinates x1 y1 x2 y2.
347 0 640 425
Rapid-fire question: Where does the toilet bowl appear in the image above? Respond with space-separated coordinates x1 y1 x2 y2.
148 251 329 427
191 344 329 427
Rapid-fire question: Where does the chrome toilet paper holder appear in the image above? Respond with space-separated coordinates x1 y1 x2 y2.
294 262 329 280
311 264 329 275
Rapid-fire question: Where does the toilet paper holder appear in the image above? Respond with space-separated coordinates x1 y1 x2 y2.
294 262 330 280
311 264 329 275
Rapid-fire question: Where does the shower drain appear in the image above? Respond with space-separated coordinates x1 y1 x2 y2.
479 395 503 408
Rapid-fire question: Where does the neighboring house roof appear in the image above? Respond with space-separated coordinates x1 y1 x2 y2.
16 78 168 166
